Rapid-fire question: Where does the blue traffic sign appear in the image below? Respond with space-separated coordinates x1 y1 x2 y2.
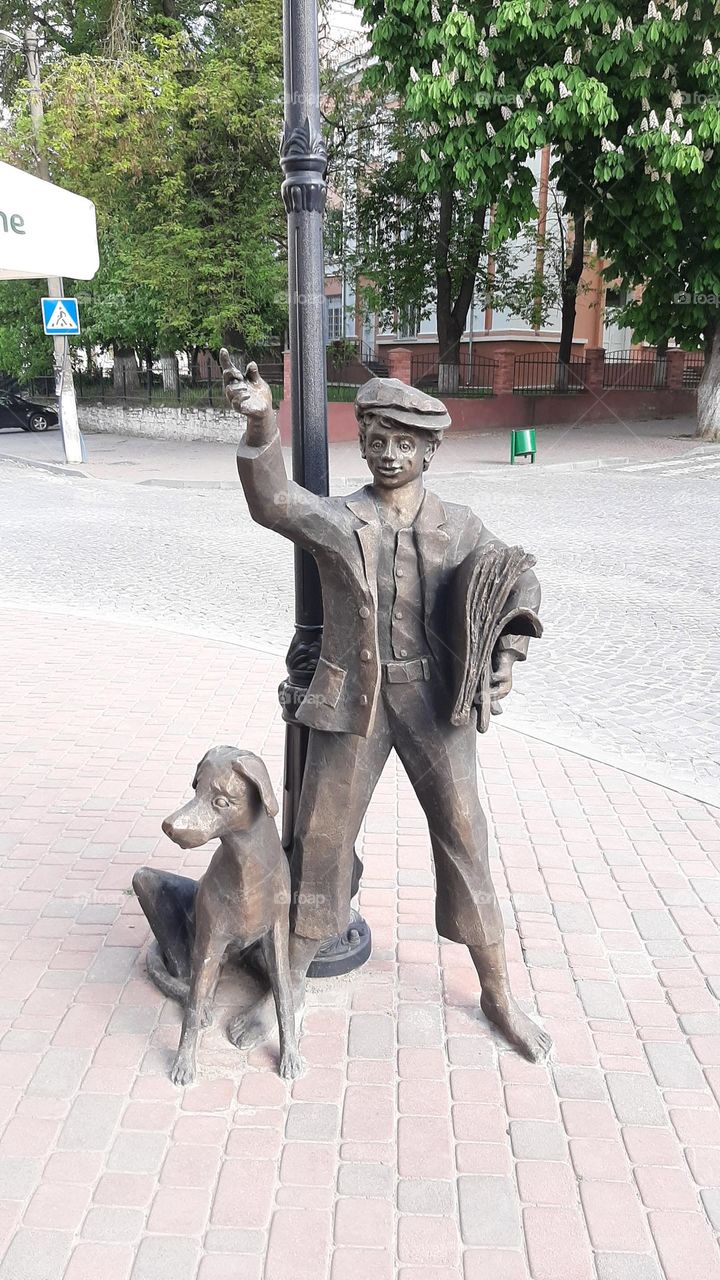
41 296 80 336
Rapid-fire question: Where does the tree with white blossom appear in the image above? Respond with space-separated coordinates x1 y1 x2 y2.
358 0 720 436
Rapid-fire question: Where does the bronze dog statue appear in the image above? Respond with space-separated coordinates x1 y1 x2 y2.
133 746 303 1085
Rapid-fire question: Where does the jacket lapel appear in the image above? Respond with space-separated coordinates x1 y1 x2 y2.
346 488 381 606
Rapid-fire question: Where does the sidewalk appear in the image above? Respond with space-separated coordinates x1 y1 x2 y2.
0 413 703 486
1 605 719 1280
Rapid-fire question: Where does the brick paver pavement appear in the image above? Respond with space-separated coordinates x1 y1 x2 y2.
1 606 719 1279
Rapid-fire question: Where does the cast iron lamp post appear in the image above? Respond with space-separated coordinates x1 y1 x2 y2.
278 0 370 976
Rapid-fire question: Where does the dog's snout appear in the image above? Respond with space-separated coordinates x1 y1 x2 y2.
161 817 176 839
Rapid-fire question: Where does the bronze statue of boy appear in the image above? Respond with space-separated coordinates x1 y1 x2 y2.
222 351 551 1062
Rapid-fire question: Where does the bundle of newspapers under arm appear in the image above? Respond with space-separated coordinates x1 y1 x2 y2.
450 542 543 734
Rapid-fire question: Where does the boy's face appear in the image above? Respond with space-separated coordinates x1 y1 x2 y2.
359 414 440 489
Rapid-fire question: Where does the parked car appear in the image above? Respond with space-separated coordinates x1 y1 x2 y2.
0 390 58 433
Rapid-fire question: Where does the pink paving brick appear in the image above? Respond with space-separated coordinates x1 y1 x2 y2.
334 1197 393 1246
523 1207 594 1280
579 1180 651 1251
649 1209 720 1280
397 1215 460 1266
265 1207 331 1280
331 1247 394 1280
516 1159 578 1206
64 1242 135 1280
211 1160 276 1229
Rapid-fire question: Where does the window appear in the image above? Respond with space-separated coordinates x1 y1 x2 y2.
326 297 343 342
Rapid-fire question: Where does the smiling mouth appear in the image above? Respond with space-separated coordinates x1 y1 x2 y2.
377 465 402 475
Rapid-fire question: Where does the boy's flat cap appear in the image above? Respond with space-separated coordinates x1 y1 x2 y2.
355 377 451 432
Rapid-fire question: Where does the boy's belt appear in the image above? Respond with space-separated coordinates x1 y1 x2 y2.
382 657 430 684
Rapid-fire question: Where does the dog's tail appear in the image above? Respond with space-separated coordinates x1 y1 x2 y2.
146 941 189 1004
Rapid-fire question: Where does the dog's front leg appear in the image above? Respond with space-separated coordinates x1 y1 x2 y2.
264 920 304 1080
171 936 224 1087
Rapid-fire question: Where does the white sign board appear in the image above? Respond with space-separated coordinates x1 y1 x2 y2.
0 161 99 280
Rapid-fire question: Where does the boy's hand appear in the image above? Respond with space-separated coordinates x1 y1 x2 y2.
220 349 275 445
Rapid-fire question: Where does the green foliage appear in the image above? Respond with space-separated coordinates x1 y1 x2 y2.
0 1 286 378
355 0 720 362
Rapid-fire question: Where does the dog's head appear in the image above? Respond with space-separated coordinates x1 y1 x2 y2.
162 746 279 849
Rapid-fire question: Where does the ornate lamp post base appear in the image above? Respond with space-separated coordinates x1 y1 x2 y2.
307 910 372 978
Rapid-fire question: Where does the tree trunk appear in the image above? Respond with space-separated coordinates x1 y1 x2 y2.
437 324 462 393
113 347 139 394
160 353 180 393
653 336 668 389
697 325 720 440
557 208 586 387
434 181 486 398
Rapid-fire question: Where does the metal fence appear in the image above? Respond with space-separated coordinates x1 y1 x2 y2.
513 353 587 395
410 350 496 397
602 349 667 391
682 351 704 389
25 368 283 410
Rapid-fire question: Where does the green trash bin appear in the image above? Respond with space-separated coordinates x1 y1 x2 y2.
510 428 536 464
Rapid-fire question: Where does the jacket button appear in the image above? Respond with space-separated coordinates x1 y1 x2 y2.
358 606 370 619
399 649 408 657
394 610 403 620
359 694 368 706
360 649 371 662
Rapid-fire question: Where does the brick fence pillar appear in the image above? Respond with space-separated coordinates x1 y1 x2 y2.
584 347 605 394
665 348 686 391
494 350 515 396
283 349 291 402
387 346 413 383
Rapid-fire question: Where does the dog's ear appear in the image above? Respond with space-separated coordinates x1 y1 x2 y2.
192 750 212 791
232 754 279 818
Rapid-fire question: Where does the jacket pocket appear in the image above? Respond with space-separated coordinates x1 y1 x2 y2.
309 656 347 709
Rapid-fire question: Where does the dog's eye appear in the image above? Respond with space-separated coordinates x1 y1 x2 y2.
213 796 231 808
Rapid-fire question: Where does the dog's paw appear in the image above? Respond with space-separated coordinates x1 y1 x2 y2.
170 1054 196 1087
279 1048 305 1080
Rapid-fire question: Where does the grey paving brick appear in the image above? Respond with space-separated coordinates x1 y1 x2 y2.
58 1094 124 1150
337 1163 394 1198
552 1066 608 1100
701 1189 720 1230
576 980 627 1021
509 1121 567 1160
397 1004 443 1048
0 1230 72 1280
285 1103 339 1141
513 894 552 914
131 1236 201 1280
28 1047 91 1098
82 1206 144 1242
107 1006 158 1036
0 1159 42 1200
86 946 138 984
632 911 680 940
204 1229 265 1253
108 1131 168 1172
679 1013 720 1035
645 1041 705 1089
348 1013 394 1060
554 903 597 934
605 1072 666 1127
398 1179 455 1214
458 1175 521 1246
77 904 119 924
596 1255 663 1280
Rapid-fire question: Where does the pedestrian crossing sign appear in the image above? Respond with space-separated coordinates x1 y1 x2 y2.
41 296 80 336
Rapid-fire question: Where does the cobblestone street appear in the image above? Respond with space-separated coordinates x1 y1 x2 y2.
0 608 718 1280
0 442 718 798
